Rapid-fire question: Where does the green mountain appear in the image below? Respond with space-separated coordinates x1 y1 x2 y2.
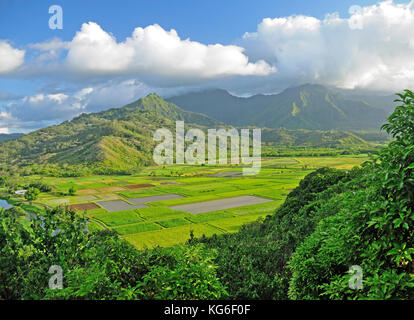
262 127 371 148
0 94 220 173
0 93 374 174
167 84 390 130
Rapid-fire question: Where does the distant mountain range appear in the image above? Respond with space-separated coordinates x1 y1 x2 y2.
0 85 392 172
167 84 394 130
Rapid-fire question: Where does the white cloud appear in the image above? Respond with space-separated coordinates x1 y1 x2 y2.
240 0 414 92
64 22 275 80
3 79 158 130
0 41 25 74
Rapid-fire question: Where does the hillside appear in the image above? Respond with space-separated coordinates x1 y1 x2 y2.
0 94 220 173
262 128 371 149
167 84 390 130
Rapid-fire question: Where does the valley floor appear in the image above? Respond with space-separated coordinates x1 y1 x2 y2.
6 156 368 249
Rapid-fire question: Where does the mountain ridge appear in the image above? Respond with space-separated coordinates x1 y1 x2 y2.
167 84 391 130
0 94 220 173
0 92 378 174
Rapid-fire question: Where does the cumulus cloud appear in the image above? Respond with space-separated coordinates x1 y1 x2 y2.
64 22 275 80
0 41 25 74
2 79 165 130
0 111 12 133
240 0 414 92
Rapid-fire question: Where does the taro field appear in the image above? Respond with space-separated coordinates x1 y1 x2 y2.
16 156 368 249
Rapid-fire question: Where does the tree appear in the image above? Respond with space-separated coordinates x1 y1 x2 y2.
68 185 76 196
24 187 40 202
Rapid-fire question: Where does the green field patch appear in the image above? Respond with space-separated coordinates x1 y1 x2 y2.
186 211 234 223
157 217 191 228
123 223 224 249
76 182 109 189
87 221 104 232
174 177 223 185
136 207 187 221
249 188 287 200
85 208 107 216
177 183 240 196
21 203 45 215
114 222 162 235
94 210 143 227
207 214 265 233
227 200 283 215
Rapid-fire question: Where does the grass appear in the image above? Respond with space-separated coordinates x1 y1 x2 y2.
123 223 224 249
157 217 190 228
94 210 143 227
114 222 162 235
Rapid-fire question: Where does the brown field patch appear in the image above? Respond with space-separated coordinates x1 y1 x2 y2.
97 186 125 192
182 170 213 177
97 193 121 201
125 184 154 189
76 189 98 195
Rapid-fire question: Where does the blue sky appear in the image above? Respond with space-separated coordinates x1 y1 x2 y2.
1 0 397 45
0 0 413 132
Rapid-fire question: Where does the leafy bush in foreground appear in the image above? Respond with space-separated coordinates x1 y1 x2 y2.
288 90 414 299
0 207 227 300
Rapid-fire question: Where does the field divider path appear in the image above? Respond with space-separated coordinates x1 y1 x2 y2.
89 217 109 230
205 222 228 234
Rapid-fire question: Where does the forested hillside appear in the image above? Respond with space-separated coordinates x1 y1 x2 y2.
262 127 371 148
0 94 219 174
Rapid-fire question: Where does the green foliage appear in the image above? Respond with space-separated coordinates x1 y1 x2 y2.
68 185 76 196
24 187 40 201
0 206 227 300
27 181 52 192
134 245 227 299
4 206 26 218
287 90 414 299
192 167 359 299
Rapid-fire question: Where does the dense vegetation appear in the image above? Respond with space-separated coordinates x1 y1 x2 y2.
192 90 414 299
0 206 227 299
0 90 412 300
